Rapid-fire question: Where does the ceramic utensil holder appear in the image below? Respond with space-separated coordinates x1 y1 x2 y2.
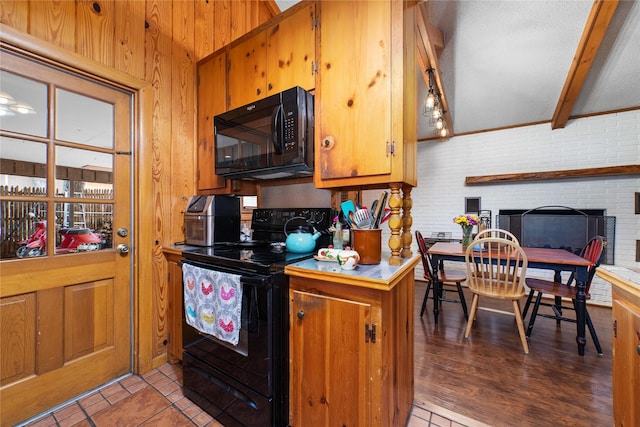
351 229 382 265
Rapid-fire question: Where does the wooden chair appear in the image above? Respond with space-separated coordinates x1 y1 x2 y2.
464 237 530 354
415 230 468 319
522 236 605 354
474 228 519 244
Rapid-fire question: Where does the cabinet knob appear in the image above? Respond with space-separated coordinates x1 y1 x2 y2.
322 136 335 149
256 88 262 95
268 83 273 90
297 310 305 320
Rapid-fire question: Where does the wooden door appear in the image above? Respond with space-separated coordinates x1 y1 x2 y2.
227 30 267 109
612 294 640 426
0 49 132 425
315 1 392 181
266 2 316 96
289 289 372 426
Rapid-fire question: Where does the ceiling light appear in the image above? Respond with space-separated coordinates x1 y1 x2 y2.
423 69 437 117
0 105 15 116
0 91 15 105
10 103 35 114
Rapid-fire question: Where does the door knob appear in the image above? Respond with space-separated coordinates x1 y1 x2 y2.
116 244 130 256
117 228 128 237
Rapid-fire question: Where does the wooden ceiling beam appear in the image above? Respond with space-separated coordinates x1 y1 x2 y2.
551 0 619 129
416 2 453 139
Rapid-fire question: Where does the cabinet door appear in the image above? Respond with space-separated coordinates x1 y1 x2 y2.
166 254 183 362
612 297 640 427
316 1 392 181
266 2 315 95
227 30 267 109
197 52 227 191
289 289 372 426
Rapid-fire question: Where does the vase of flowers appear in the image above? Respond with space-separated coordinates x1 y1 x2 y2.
453 214 479 250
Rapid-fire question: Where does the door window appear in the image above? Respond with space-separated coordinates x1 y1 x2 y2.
0 64 116 258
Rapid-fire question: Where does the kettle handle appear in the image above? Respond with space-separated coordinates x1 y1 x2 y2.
284 216 308 237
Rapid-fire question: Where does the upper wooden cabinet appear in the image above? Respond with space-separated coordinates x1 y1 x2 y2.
227 2 316 110
197 52 257 195
197 51 227 192
314 0 417 189
266 3 316 96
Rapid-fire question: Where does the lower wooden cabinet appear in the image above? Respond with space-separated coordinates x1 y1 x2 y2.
288 267 415 426
165 251 183 363
612 285 640 427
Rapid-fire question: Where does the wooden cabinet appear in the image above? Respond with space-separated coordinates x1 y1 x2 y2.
197 2 315 193
612 286 640 426
265 2 316 96
290 290 374 426
598 267 640 427
227 30 267 109
165 251 183 362
196 51 227 193
227 2 316 109
287 256 418 426
196 51 258 196
314 0 417 189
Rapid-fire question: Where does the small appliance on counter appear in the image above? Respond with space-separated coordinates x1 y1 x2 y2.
184 195 240 246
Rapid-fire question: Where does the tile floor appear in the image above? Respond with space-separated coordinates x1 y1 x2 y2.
19 363 479 427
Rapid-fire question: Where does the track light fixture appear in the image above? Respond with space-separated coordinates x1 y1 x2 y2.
423 69 450 138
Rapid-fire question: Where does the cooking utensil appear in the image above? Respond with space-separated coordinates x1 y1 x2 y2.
341 200 356 227
373 191 388 228
353 208 373 229
370 200 379 220
348 211 359 229
380 208 391 224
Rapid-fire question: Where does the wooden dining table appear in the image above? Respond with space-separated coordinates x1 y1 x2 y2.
427 242 593 355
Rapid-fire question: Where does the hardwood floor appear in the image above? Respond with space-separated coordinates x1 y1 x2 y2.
413 280 613 427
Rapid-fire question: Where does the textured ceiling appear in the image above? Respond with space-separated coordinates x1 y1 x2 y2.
277 0 640 140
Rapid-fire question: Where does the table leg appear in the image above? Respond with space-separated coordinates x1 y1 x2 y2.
574 266 587 356
430 254 441 323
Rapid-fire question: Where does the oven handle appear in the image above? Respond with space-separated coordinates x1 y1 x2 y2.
190 366 259 411
179 259 271 287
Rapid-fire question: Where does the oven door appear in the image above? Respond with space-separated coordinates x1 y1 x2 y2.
180 259 284 399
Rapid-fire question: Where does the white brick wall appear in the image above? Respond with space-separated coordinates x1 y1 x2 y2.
367 110 640 307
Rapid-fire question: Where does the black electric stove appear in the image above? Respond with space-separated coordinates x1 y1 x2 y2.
180 208 333 427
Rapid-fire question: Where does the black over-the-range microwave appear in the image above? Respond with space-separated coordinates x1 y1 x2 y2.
214 86 314 180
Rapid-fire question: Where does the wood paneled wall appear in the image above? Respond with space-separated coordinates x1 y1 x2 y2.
0 0 277 366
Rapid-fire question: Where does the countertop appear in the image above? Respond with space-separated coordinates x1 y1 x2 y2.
285 252 420 291
163 244 199 256
596 265 640 295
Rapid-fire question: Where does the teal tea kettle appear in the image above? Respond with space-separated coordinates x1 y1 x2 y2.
284 216 321 253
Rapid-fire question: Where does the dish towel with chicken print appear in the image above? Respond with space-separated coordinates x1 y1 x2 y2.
182 263 243 345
